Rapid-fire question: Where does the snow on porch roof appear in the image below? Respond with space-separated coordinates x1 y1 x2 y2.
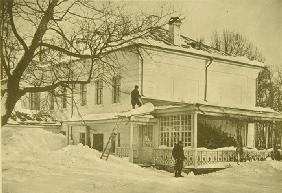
143 97 282 121
63 103 155 122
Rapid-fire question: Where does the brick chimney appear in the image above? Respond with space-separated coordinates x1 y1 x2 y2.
168 17 182 46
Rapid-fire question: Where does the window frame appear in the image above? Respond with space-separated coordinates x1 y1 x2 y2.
30 92 40 110
112 75 121 103
62 87 67 108
159 114 192 147
80 83 87 106
95 79 103 105
49 92 54 110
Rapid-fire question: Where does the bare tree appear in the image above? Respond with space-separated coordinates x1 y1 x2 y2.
210 29 265 62
0 0 171 126
257 65 282 112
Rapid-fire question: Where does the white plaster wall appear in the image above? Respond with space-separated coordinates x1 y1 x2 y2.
142 49 205 102
87 122 132 148
207 61 258 107
16 46 261 119
141 47 260 108
16 48 141 119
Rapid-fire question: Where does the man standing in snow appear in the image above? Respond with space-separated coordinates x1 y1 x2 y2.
131 85 142 109
172 141 185 177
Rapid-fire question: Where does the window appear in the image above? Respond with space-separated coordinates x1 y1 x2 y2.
62 87 67 108
160 114 192 147
112 76 121 103
141 125 153 147
21 95 30 109
117 133 121 147
50 93 54 110
30 92 40 110
80 84 87 106
80 132 86 145
95 79 103 104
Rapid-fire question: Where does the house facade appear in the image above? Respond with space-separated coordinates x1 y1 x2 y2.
14 17 282 167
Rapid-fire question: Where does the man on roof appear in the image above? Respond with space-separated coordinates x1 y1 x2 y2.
131 85 142 109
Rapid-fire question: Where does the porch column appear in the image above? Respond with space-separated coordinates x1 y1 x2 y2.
193 113 198 148
247 123 255 148
129 120 134 163
193 113 198 168
265 124 269 149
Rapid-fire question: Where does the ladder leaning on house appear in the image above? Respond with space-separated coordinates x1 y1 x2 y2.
100 116 127 160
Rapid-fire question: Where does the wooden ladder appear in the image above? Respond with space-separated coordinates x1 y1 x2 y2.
100 117 125 160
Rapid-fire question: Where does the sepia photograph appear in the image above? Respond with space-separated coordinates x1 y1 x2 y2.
1 0 282 192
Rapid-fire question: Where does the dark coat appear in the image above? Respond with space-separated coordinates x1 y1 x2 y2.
172 144 185 161
131 88 141 104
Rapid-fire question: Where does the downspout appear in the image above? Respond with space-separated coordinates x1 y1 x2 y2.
204 57 214 102
141 56 144 96
137 47 144 95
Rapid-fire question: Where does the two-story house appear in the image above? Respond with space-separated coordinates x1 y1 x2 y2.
16 17 282 167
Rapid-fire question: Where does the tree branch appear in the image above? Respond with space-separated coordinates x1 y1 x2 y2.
7 0 28 51
40 42 93 58
22 80 90 93
1 51 11 78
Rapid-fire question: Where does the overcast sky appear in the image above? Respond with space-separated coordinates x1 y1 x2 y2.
126 0 282 67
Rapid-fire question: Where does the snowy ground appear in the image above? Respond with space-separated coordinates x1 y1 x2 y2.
2 127 282 193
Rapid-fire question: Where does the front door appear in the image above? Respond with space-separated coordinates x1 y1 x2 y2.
139 125 153 164
93 134 104 151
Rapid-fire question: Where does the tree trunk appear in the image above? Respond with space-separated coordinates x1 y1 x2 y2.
1 78 23 126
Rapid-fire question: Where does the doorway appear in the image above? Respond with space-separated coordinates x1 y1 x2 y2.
139 125 153 164
93 133 104 151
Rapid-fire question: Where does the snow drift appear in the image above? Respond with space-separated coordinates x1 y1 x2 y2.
2 126 67 162
2 127 282 193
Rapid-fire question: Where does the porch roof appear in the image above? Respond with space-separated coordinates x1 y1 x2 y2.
144 97 282 121
62 103 156 123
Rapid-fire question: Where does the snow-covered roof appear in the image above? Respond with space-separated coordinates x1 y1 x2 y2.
143 97 282 121
143 96 275 113
64 103 155 122
9 111 59 125
47 28 265 69
135 38 264 68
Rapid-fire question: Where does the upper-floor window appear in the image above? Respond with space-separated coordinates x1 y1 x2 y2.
112 76 121 103
95 79 103 105
21 94 29 109
30 92 40 110
49 92 54 110
62 87 67 108
80 84 87 106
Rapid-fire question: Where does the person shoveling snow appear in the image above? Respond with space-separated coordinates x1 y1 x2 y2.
131 85 143 109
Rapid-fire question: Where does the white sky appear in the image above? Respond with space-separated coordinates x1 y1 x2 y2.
125 0 282 67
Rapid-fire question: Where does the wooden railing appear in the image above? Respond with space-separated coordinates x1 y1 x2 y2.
152 148 274 168
115 147 138 158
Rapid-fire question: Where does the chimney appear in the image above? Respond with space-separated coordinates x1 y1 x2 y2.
168 17 182 46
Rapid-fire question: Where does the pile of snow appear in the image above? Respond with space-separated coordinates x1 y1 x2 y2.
2 127 282 193
68 103 155 121
195 162 234 169
121 102 155 117
2 126 67 162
